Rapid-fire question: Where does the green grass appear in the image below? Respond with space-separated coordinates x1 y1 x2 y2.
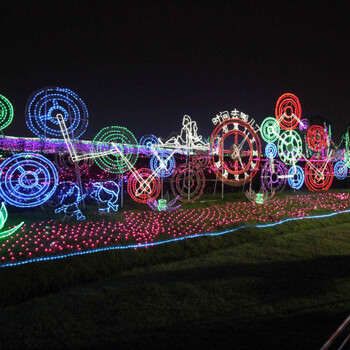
1 205 350 349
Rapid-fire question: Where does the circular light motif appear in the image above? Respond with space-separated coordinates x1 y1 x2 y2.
93 126 138 174
275 93 301 130
287 165 305 190
26 87 89 139
0 94 14 130
305 157 334 191
191 150 210 170
277 130 303 165
260 117 280 143
261 160 287 192
0 153 58 207
127 168 161 203
306 125 328 152
334 161 348 180
171 163 205 202
265 143 278 158
150 151 176 178
139 134 159 155
210 118 261 186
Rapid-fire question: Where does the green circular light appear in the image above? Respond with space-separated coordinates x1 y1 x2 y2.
0 94 13 130
344 150 350 168
93 126 138 174
260 117 280 143
277 130 302 165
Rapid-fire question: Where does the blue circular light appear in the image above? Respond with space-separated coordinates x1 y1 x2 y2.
26 87 89 139
265 143 278 158
287 165 304 190
334 161 348 180
139 134 159 155
0 153 58 207
150 151 176 178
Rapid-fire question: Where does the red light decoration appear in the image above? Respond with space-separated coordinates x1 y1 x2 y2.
210 118 261 185
306 125 328 152
127 168 161 203
275 93 302 130
305 157 334 191
171 163 205 202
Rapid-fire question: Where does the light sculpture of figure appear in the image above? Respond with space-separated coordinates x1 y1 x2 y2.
26 87 89 139
245 188 275 205
0 153 58 208
158 115 209 154
54 181 86 220
0 202 24 239
90 181 120 213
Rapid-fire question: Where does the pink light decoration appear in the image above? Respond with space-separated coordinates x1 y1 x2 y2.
1 192 350 264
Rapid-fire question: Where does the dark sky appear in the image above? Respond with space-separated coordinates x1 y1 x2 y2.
0 1 349 143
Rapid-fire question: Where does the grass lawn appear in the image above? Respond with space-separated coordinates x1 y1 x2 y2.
1 191 350 349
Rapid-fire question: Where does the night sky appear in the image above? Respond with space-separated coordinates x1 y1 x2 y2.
0 1 349 143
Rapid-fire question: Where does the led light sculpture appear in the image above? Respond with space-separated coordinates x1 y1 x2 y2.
306 125 328 152
260 117 280 143
150 150 176 178
210 110 261 185
139 134 159 155
287 165 305 190
305 156 334 191
54 181 86 220
261 160 287 192
334 161 348 180
275 93 301 130
0 202 24 239
171 163 205 202
265 143 278 158
0 94 14 130
0 153 58 207
147 196 181 211
90 181 120 213
277 130 302 165
26 87 89 139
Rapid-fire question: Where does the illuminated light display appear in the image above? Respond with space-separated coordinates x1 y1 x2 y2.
299 118 309 132
54 181 86 220
26 87 89 139
150 150 176 178
90 181 120 213
158 115 209 154
54 152 93 177
1 192 349 267
127 168 161 203
139 134 159 155
93 126 139 174
171 163 205 202
260 117 281 143
147 196 181 212
275 93 302 130
277 130 303 165
0 202 24 239
344 150 350 168
261 160 287 192
0 153 59 207
306 125 328 152
265 142 278 158
0 94 14 130
334 161 348 180
287 165 305 190
305 157 334 191
210 114 261 185
191 150 210 170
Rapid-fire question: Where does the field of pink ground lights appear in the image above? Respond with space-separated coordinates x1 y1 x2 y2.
1 192 350 267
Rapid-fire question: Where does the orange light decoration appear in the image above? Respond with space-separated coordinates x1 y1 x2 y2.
275 93 302 130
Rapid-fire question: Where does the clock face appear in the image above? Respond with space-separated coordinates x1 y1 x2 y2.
210 118 261 185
